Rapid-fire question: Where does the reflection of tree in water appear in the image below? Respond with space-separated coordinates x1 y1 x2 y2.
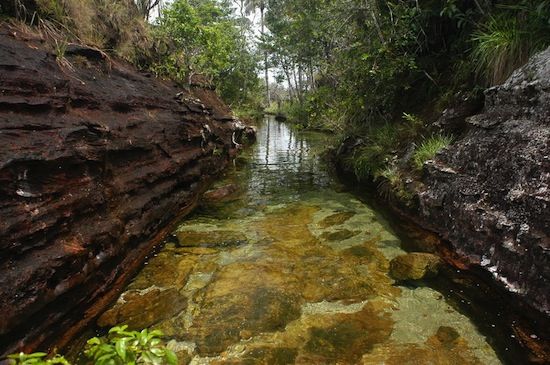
246 118 331 201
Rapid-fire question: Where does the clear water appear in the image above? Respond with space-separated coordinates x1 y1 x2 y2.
92 118 502 364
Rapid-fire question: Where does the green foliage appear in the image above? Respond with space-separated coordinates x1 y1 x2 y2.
350 124 400 180
470 1 550 85
376 165 412 203
413 135 454 170
154 0 261 107
7 326 176 365
8 352 69 365
85 325 177 365
35 0 65 22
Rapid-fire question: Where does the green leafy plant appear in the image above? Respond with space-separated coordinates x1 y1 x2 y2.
8 352 69 365
85 326 177 365
6 326 177 365
413 135 453 170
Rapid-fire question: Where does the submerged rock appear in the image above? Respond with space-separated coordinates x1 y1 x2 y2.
203 184 240 203
191 287 302 355
175 230 248 247
320 229 361 241
360 325 483 364
389 253 442 281
318 211 356 228
97 287 187 330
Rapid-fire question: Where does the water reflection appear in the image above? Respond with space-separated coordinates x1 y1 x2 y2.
242 118 332 205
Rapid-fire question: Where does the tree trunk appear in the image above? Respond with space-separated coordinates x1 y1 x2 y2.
261 6 270 106
308 61 315 91
279 55 295 101
365 0 385 44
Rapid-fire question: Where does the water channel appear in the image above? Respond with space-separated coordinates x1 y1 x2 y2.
80 118 508 364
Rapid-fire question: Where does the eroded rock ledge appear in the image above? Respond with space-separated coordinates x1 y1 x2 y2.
418 47 550 316
0 25 244 354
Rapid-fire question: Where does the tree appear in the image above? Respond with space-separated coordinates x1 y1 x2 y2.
244 0 270 106
154 0 261 107
134 0 161 20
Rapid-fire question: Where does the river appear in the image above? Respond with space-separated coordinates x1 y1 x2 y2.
77 118 507 364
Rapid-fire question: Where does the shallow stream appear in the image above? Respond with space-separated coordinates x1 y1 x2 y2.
84 118 507 364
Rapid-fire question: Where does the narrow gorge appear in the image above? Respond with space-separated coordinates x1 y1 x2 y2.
0 0 549 364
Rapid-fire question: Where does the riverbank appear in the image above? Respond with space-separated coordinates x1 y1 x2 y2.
0 24 253 356
328 47 550 360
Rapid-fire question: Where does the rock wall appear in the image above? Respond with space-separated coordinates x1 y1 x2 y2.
418 47 550 315
0 25 242 354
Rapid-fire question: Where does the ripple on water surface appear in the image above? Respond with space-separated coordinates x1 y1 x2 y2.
93 119 501 364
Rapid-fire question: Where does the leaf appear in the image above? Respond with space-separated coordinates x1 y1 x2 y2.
148 330 164 339
164 350 178 365
115 339 127 361
96 353 115 364
149 339 160 347
87 337 102 346
149 348 164 357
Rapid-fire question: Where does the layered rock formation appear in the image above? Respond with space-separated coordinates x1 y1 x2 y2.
0 25 244 354
418 47 550 315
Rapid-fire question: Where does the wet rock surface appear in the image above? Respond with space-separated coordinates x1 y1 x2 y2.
0 24 246 354
418 46 550 315
389 252 442 281
97 287 187 330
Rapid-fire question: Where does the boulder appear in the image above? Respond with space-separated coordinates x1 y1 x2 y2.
389 253 442 281
418 46 550 315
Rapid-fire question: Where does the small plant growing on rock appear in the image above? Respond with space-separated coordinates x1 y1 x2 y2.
413 135 453 170
6 326 177 365
85 325 177 365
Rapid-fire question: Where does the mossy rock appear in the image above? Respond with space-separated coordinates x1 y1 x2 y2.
389 253 442 281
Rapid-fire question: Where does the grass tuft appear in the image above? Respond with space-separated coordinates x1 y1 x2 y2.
472 2 550 85
413 134 453 170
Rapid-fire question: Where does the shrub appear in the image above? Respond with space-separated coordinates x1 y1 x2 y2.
350 123 399 180
413 135 453 170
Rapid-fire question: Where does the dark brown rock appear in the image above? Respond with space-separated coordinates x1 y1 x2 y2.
418 46 550 316
0 24 245 354
435 91 484 134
